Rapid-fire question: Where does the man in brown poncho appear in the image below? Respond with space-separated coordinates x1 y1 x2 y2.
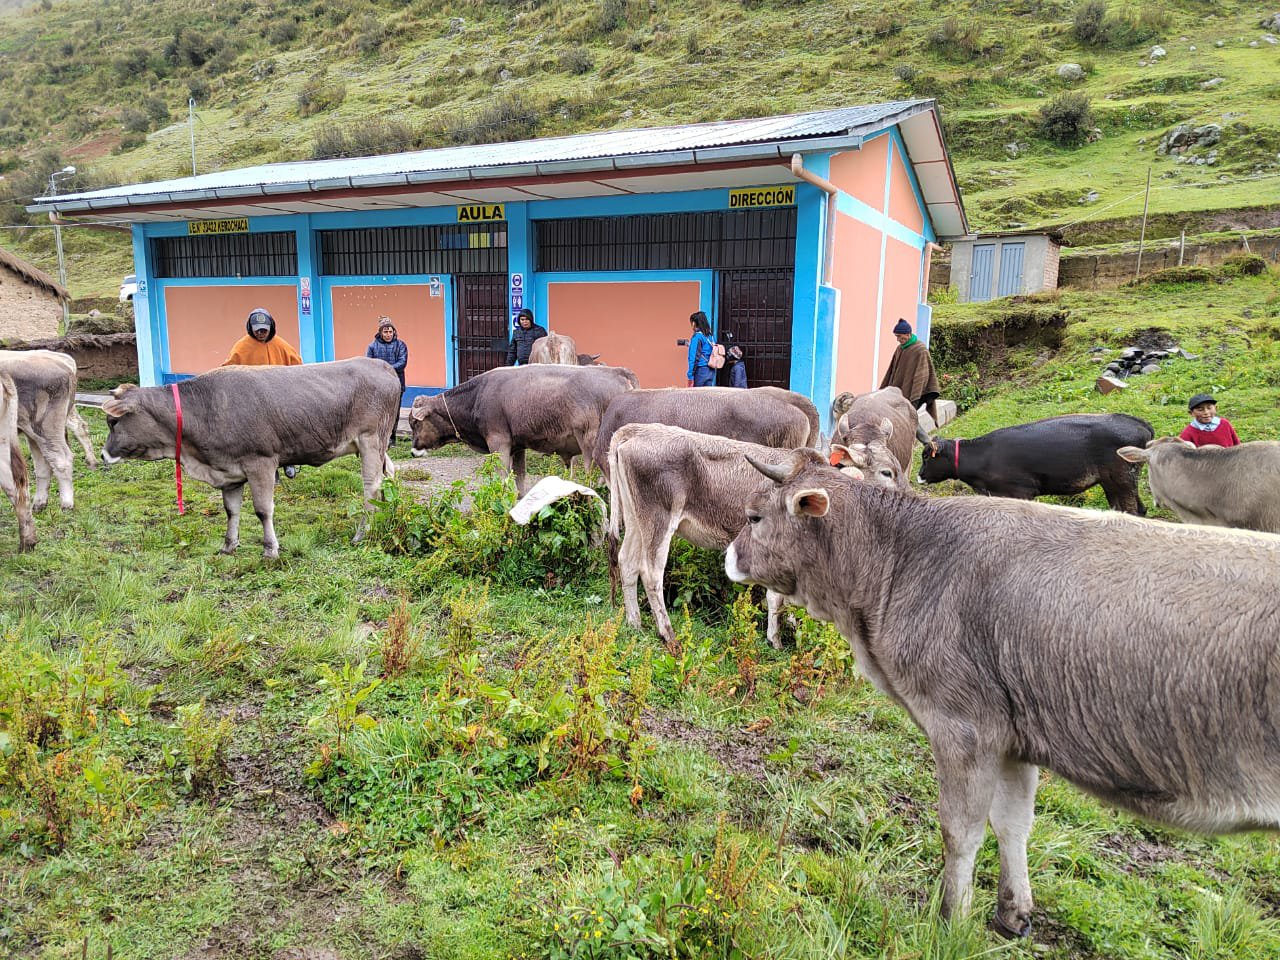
879 318 940 425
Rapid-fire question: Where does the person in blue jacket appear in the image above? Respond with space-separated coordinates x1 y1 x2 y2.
366 317 409 445
725 344 748 388
686 311 714 387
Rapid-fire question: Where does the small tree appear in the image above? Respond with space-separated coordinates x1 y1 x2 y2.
1037 92 1094 146
1073 0 1109 46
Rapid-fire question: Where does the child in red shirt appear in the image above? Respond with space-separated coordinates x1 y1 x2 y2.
1178 393 1241 448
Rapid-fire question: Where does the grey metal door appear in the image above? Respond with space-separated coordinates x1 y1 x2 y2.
969 244 995 302
996 242 1025 297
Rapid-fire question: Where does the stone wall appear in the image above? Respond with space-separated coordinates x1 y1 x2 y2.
1058 235 1280 289
0 332 138 382
0 272 61 341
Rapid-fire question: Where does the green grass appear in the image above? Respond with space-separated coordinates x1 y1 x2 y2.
4 284 1280 958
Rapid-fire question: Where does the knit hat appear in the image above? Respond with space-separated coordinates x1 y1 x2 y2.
1187 392 1216 411
377 317 396 333
893 319 912 335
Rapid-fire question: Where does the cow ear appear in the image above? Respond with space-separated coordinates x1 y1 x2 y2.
102 395 137 417
409 405 428 422
788 487 830 517
828 446 866 479
110 383 138 399
1116 445 1150 463
879 417 894 440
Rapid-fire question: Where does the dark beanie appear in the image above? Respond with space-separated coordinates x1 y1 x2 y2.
893 319 912 335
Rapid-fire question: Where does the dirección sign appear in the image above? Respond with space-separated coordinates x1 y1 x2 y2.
728 186 796 209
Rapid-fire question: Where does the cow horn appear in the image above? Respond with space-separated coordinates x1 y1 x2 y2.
745 454 789 484
915 423 933 446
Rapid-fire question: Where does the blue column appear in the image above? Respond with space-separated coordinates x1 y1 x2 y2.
790 160 833 409
131 225 163 387
294 216 325 362
506 202 532 330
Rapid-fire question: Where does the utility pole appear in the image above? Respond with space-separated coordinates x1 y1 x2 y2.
1134 166 1152 283
189 98 197 175
49 165 76 334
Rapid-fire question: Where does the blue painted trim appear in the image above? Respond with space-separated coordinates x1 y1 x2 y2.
815 285 839 432
320 274 455 390
139 214 301 238
310 206 469 230
294 216 322 364
533 269 716 336
834 192 927 252
888 128 937 244
530 186 769 220
506 202 533 324
790 178 827 399
131 226 162 387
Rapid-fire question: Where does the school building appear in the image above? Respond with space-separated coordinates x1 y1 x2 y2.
31 100 966 418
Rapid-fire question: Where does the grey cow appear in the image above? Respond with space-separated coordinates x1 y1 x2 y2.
528 332 579 365
595 386 819 479
607 423 896 648
0 372 35 551
726 449 1280 936
1119 436 1280 533
0 349 98 511
832 386 930 479
102 358 400 558
409 364 638 493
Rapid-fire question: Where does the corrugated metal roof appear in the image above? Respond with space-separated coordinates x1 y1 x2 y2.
33 101 933 209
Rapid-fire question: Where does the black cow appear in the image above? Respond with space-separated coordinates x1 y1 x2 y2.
920 413 1154 514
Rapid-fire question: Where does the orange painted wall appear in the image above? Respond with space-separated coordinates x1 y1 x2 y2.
829 136 889 212
877 237 924 381
547 281 701 388
330 285 446 387
164 284 299 374
887 143 925 235
830 213 884 395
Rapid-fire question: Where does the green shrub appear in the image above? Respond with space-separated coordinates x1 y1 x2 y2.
597 0 629 34
1222 253 1268 277
927 17 985 60
1072 0 1109 46
1073 1 1169 49
312 118 420 159
121 107 151 134
266 18 299 46
297 72 347 116
1037 92 1094 146
440 91 540 145
559 47 594 74
143 95 170 125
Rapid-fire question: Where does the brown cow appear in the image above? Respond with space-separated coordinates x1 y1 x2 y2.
594 386 820 479
832 386 930 476
607 424 896 647
0 372 36 551
0 349 98 511
1118 437 1280 533
528 332 579 365
409 364 638 494
102 359 400 558
726 449 1280 936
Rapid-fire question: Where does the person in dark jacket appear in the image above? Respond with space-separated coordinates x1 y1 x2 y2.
506 308 548 366
366 317 409 446
880 318 940 425
725 344 748 388
686 311 715 387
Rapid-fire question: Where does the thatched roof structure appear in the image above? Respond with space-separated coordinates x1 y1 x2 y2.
0 245 69 300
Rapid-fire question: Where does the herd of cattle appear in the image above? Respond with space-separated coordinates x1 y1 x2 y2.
3 349 1279 937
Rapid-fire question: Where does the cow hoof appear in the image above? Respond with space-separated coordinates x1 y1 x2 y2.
220 545 238 555
33 502 47 514
991 910 1032 940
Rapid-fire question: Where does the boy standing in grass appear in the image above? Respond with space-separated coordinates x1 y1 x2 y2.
1179 392 1241 448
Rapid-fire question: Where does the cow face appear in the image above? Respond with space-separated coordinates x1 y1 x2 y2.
918 438 956 484
831 418 905 489
101 390 168 464
726 449 837 599
408 396 456 456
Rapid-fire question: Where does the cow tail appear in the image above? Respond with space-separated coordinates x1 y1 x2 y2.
606 433 627 606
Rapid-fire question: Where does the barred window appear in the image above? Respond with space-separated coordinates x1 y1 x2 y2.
152 232 298 278
319 223 508 276
535 208 796 272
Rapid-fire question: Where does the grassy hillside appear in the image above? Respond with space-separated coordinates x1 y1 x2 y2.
1 0 1278 295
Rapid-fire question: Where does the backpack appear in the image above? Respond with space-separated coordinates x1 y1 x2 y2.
706 342 726 370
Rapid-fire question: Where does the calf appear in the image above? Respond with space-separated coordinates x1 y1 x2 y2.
832 386 931 476
409 364 638 494
1118 437 1280 533
920 413 1153 514
594 386 819 479
0 373 36 551
726 450 1280 935
528 332 579 365
101 358 400 558
607 424 893 647
0 349 98 511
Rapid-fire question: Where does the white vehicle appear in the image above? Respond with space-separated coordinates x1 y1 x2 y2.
118 274 137 302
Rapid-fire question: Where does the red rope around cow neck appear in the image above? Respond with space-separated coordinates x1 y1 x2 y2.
171 383 185 515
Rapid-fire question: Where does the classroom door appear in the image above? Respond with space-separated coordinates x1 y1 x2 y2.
717 268 794 389
454 273 508 382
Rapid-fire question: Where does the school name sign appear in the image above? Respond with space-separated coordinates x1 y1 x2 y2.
187 218 250 235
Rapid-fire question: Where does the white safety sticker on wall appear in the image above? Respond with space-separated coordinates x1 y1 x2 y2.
429 276 443 298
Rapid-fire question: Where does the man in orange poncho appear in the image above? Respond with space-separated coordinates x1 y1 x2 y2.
222 307 303 367
223 307 304 477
